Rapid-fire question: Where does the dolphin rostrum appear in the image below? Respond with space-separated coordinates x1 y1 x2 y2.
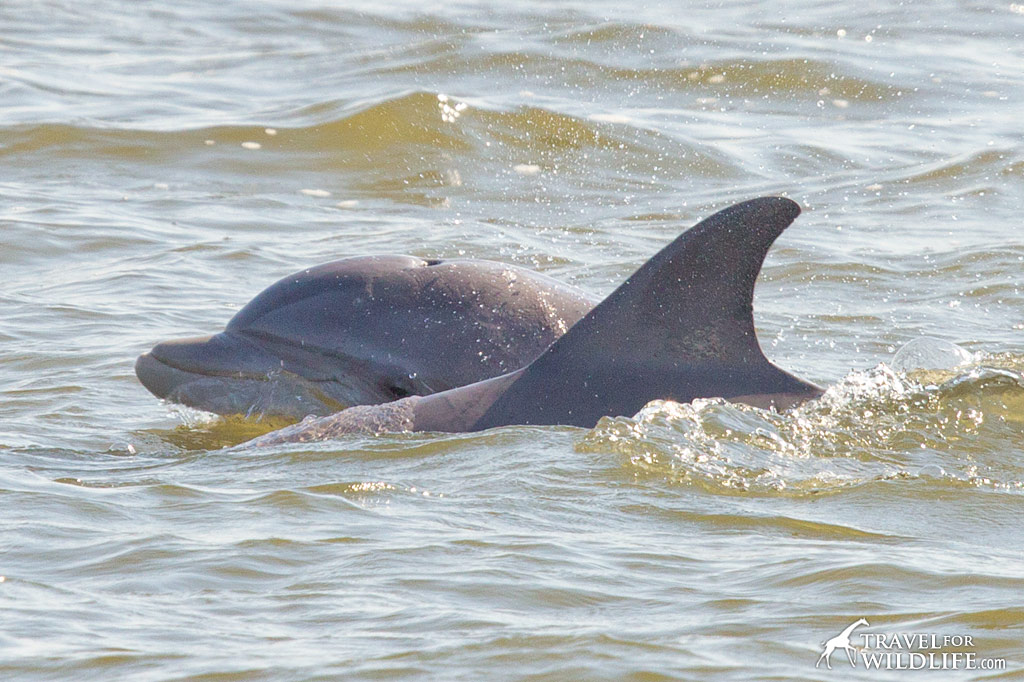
136 256 595 418
249 196 824 445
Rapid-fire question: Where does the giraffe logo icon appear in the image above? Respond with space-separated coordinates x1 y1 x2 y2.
816 618 869 669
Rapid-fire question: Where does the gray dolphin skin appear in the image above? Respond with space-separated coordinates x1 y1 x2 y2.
136 256 595 419
250 197 824 445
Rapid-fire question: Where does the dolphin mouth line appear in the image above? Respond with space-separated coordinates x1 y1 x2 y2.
135 352 352 417
135 352 284 404
143 329 362 384
139 351 354 390
138 328 422 413
144 351 270 382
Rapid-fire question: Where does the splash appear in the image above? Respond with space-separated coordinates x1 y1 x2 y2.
580 343 1024 496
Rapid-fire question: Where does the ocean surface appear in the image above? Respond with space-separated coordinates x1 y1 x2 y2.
2 1 1023 679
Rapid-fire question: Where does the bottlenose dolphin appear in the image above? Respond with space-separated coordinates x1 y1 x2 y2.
250 197 824 445
136 256 594 418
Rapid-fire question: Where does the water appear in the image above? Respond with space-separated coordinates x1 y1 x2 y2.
2 1 1023 679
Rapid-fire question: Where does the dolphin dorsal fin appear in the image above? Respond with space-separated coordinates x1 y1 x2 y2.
472 197 818 429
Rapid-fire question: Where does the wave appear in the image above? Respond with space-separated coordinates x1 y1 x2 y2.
0 90 741 183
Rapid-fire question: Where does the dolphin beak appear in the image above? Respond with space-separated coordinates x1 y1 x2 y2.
135 351 186 399
135 333 282 399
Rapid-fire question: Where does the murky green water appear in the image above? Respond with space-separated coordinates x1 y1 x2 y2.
2 1 1023 679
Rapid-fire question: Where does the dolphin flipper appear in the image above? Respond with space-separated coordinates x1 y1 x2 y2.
471 197 822 430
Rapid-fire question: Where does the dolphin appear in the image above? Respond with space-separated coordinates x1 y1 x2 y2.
135 256 595 419
249 196 824 445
